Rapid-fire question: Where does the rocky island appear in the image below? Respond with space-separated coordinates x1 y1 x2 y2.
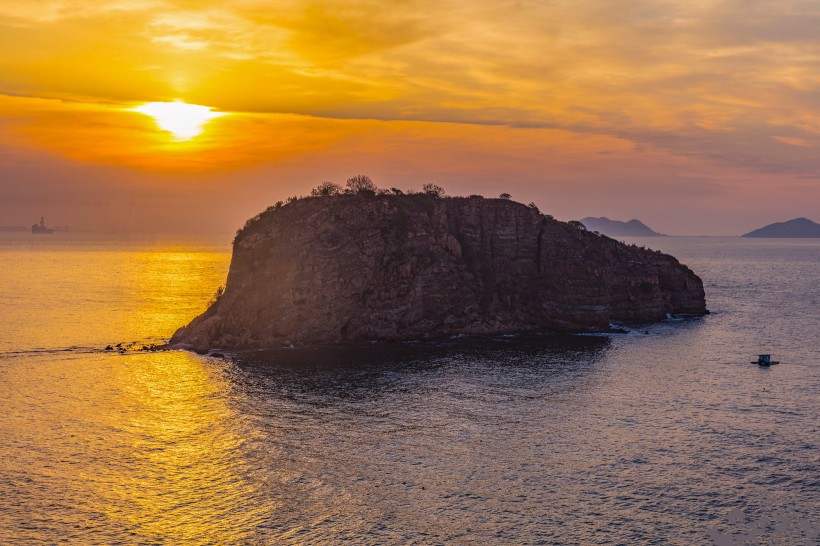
742 217 820 238
170 184 706 352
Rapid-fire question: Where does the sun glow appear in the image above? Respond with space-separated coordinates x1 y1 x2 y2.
132 101 225 140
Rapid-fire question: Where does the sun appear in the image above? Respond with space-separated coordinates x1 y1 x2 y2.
131 100 225 140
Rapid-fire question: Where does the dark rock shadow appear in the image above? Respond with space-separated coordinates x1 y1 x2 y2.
220 334 612 407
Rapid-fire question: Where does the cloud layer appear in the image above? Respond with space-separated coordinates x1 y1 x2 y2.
0 0 818 233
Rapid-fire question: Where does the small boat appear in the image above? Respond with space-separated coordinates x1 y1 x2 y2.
752 354 779 366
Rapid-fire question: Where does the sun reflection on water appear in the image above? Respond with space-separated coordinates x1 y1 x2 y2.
94 351 268 542
124 248 228 340
0 240 231 352
0 351 271 543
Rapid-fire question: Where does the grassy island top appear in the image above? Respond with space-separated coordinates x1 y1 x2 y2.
233 174 605 245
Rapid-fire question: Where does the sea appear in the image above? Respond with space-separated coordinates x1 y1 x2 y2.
0 233 817 545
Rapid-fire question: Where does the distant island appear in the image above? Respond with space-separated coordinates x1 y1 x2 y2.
170 179 706 352
742 217 820 238
580 217 665 237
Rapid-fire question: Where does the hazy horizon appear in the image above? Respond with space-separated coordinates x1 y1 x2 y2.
2 0 819 235
4 198 817 238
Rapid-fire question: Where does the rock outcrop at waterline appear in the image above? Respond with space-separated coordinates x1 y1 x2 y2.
170 194 706 352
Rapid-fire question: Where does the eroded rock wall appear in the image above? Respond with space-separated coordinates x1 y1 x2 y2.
170 195 706 351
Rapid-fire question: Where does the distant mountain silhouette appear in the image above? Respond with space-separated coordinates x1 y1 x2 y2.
580 217 665 237
742 217 820 238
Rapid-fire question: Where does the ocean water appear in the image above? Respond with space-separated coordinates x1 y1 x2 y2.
0 233 817 544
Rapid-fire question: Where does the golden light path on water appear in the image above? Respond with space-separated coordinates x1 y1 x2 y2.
1 350 273 542
0 236 271 542
0 239 231 350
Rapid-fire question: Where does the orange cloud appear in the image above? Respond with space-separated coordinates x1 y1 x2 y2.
0 94 363 171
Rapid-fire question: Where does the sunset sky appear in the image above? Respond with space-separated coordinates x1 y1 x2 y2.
1 0 818 235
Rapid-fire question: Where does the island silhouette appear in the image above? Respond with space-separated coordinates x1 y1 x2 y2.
580 217 665 237
170 178 706 352
742 217 820 238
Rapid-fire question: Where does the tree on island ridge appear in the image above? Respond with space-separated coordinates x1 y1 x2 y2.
346 175 378 194
311 181 343 196
422 183 445 197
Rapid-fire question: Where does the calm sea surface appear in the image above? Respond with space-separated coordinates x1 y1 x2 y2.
0 233 817 544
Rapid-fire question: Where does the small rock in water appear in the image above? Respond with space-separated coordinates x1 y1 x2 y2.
104 345 113 351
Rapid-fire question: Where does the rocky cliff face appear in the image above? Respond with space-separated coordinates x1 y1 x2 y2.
170 195 706 351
